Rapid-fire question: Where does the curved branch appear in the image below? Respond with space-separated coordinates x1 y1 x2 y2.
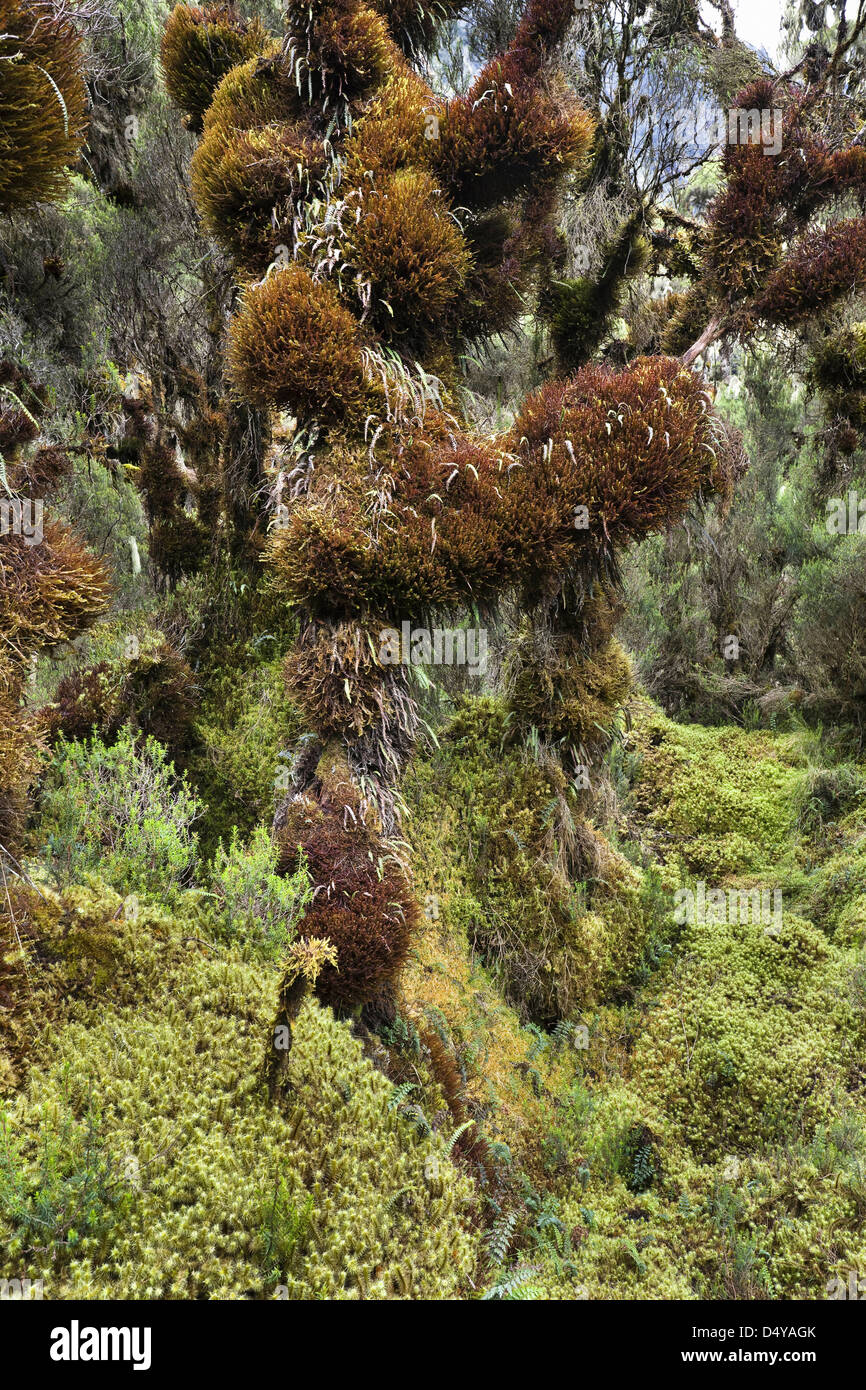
680 314 724 368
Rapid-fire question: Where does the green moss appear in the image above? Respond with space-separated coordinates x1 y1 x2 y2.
0 879 479 1298
504 625 632 757
481 706 866 1301
631 707 805 877
189 653 304 861
404 696 653 1022
548 213 650 370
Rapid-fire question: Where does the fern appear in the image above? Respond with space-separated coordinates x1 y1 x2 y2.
388 1081 417 1111
446 1119 475 1154
525 1024 548 1065
481 1263 542 1300
486 1209 517 1267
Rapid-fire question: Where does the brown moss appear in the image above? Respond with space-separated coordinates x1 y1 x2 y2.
0 0 88 212
0 520 110 661
40 662 121 745
276 797 417 1011
160 3 268 131
227 265 381 426
191 118 327 274
755 218 866 327
265 359 732 624
432 61 593 210
0 699 43 854
284 618 405 740
201 44 298 133
370 0 465 55
344 168 471 340
343 66 433 183
121 641 199 756
283 0 395 104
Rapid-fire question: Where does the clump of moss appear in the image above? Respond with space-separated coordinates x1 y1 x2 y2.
41 661 121 745
755 219 866 329
370 0 464 55
546 211 651 370
0 0 88 213
276 791 418 1012
431 40 594 209
191 117 327 275
404 697 652 1023
283 0 395 106
0 508 110 853
0 877 479 1297
160 4 268 131
630 705 803 877
41 634 198 762
504 625 632 761
811 322 866 433
227 266 381 426
188 651 303 861
0 696 44 854
343 168 471 342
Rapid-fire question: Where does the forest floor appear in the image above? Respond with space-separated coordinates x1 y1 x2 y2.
3 686 865 1300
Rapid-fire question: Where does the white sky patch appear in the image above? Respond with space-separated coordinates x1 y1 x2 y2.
732 0 786 59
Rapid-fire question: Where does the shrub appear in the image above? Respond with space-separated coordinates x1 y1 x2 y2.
790 535 866 717
211 825 312 956
40 728 202 900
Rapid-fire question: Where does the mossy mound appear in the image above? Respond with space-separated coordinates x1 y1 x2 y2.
404 697 653 1023
479 705 866 1300
630 704 805 877
0 878 479 1298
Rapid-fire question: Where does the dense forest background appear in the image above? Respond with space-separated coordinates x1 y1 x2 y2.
2 0 866 1302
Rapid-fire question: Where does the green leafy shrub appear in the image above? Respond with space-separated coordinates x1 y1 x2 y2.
40 728 202 900
211 825 312 956
790 535 866 717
